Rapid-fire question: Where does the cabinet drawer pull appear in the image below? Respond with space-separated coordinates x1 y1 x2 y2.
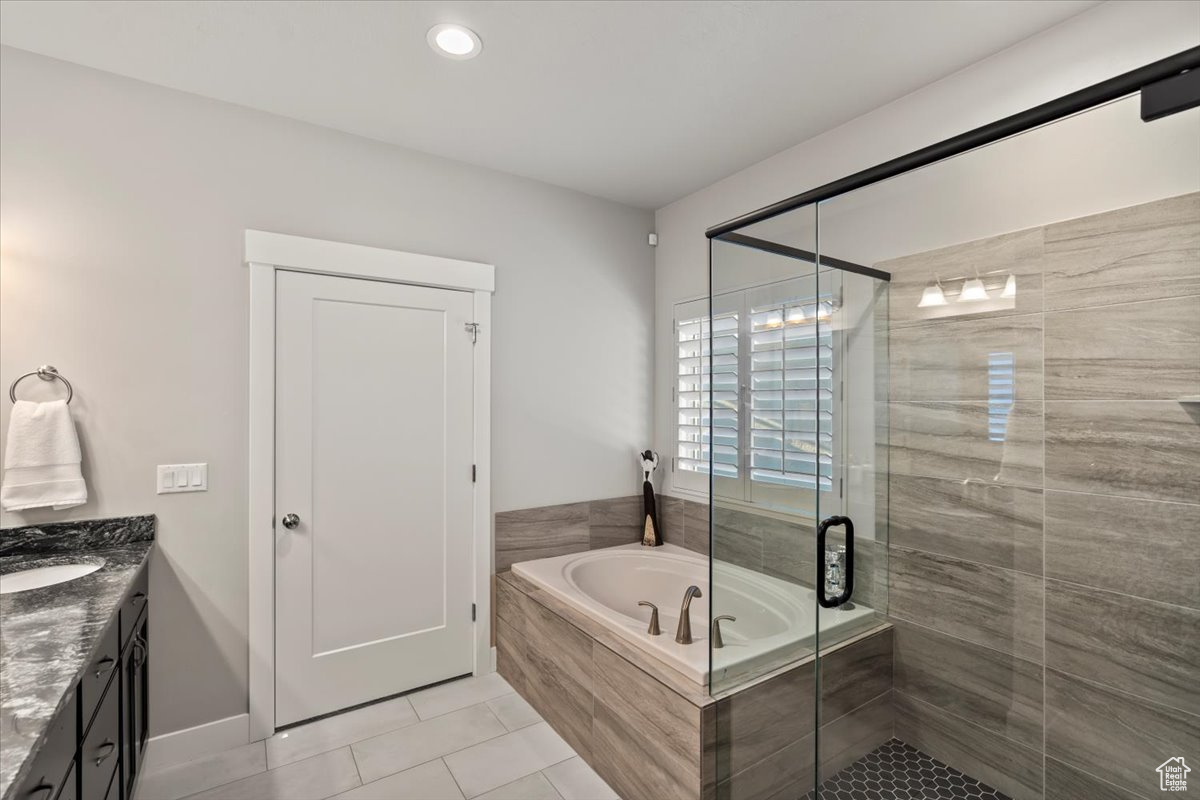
26 783 55 800
93 656 116 678
130 591 146 605
94 740 116 767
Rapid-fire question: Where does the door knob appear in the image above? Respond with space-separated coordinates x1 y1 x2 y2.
282 513 301 530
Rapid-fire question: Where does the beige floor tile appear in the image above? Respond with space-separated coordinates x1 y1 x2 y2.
543 757 619 800
409 673 516 720
183 747 360 800
486 692 542 732
443 722 575 798
137 742 266 800
352 703 508 784
475 772 563 800
334 758 465 800
266 695 419 768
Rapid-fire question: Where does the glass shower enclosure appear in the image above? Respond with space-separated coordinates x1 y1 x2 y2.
701 50 1198 800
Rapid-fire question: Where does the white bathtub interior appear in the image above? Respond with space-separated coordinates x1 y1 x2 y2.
511 542 879 685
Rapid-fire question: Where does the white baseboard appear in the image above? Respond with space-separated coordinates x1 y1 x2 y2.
141 713 251 773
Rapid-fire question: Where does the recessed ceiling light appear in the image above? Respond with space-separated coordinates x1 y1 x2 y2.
427 24 482 60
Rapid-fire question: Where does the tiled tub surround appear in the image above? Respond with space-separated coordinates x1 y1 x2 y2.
879 192 1200 800
496 567 894 800
497 495 885 609
0 515 155 798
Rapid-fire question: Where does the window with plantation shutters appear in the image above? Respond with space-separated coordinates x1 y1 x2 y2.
675 301 739 491
673 278 840 511
748 296 835 493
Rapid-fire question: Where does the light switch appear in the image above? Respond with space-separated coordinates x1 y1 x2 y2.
158 463 208 494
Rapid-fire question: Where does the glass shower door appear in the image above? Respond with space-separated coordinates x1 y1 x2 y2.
708 204 892 799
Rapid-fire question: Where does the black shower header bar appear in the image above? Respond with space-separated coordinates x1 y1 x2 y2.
706 46 1200 239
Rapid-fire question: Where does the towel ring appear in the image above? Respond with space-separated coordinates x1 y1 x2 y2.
9 365 73 404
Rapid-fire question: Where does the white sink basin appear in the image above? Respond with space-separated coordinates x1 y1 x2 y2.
0 562 104 594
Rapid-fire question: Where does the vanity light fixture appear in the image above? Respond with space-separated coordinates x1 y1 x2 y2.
958 278 989 302
427 23 482 59
1001 273 1017 298
918 281 948 307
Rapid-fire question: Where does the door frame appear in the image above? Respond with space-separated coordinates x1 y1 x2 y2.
245 230 494 742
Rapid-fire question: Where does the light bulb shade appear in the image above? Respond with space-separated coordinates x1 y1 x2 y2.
918 284 947 307
959 278 989 302
1001 273 1017 298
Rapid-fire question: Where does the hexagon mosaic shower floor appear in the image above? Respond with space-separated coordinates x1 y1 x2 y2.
804 739 1011 800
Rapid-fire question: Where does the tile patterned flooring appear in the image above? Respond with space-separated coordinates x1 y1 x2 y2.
807 739 1011 800
134 674 619 800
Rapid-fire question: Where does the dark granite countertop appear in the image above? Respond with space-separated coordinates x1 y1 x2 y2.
0 517 154 800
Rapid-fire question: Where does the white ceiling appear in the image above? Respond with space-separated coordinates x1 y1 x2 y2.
0 0 1099 209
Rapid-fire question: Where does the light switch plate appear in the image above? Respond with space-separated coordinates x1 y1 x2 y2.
157 463 208 494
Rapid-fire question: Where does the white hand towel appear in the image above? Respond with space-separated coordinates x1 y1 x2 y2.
1 399 88 511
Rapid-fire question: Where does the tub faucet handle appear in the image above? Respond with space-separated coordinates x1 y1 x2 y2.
675 585 703 644
712 615 736 649
637 601 661 636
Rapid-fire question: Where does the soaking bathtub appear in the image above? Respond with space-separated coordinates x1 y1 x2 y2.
510 542 878 685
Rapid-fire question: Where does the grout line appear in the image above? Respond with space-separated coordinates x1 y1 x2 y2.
887 616 1041 668
1044 666 1200 721
895 690 1041 756
441 756 470 800
1043 574 1200 614
889 542 1044 581
1044 755 1154 800
348 746 364 788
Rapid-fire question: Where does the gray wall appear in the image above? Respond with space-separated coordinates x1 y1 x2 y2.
653 0 1200 499
883 193 1199 800
0 46 654 736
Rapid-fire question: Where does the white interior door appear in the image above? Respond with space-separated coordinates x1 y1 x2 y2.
274 270 476 726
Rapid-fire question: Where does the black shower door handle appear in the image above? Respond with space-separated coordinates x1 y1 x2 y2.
816 515 854 608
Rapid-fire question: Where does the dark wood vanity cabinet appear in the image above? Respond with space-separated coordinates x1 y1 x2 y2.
13 564 149 800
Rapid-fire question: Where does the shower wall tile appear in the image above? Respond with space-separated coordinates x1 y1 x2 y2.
1043 192 1200 311
1045 400 1200 503
890 474 1043 574
495 501 589 571
877 227 1045 329
1045 669 1200 796
889 546 1043 662
889 313 1043 402
893 691 1043 800
892 620 1042 749
588 495 644 549
1044 758 1151 800
1044 295 1200 400
1044 579 1200 714
1044 491 1200 609
889 401 1043 489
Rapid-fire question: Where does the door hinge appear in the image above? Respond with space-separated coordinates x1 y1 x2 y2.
465 322 480 344
472 464 477 482
471 603 477 621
